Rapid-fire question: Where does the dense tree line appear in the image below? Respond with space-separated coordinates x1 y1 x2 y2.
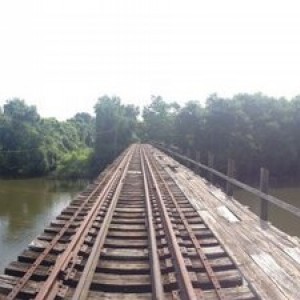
1 93 300 182
93 95 139 173
0 96 139 178
0 99 94 178
142 94 300 182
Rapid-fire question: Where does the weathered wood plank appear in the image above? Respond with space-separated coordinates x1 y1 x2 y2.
155 148 297 299
101 248 148 260
216 205 239 223
251 252 300 299
284 247 300 264
0 275 39 298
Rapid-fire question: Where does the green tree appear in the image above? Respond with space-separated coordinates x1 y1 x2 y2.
4 98 39 124
69 112 95 147
174 101 205 154
0 98 94 178
142 96 179 144
94 95 139 173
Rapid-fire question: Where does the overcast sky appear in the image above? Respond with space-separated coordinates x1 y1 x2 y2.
0 0 299 119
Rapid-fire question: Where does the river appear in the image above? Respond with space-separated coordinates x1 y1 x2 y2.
235 185 300 238
0 178 86 273
0 178 299 274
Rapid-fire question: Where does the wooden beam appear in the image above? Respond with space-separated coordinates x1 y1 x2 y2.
208 152 214 183
260 168 269 221
154 144 300 219
226 159 235 197
195 151 201 174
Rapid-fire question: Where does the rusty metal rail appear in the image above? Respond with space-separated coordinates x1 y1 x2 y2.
0 144 258 299
71 148 133 299
140 147 165 300
5 146 134 299
143 148 198 299
144 146 227 300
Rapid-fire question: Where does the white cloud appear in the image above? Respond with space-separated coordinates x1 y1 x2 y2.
0 0 300 119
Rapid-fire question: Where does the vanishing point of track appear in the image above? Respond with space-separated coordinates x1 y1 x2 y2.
3 144 257 299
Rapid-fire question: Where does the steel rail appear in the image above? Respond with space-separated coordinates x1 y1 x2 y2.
72 145 134 299
6 148 131 300
140 147 165 300
143 148 198 300
34 145 135 299
147 146 227 300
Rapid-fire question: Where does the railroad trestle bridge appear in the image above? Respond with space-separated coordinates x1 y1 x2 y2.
0 144 299 299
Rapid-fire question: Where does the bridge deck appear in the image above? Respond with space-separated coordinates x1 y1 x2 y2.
154 147 300 300
0 144 299 299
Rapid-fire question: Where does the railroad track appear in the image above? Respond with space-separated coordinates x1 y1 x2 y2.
0 144 257 299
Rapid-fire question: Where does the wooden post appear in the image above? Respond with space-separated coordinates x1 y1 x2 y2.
186 149 191 168
226 159 235 196
208 152 214 183
170 150 174 159
260 168 269 221
195 151 201 174
178 148 184 163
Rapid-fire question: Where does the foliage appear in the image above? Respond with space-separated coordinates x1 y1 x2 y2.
54 148 94 179
68 112 95 147
93 95 139 173
142 93 300 181
2 93 300 182
0 99 95 178
173 100 205 152
0 96 138 179
142 95 179 144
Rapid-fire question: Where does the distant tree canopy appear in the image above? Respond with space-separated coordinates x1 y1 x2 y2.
1 93 300 181
142 93 300 181
94 95 139 173
0 99 94 177
142 96 179 144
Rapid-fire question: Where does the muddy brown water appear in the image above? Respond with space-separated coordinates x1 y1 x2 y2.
0 178 86 273
234 185 300 238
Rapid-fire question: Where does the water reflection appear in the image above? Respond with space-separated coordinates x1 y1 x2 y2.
0 178 86 273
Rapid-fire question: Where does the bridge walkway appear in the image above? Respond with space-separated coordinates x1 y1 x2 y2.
0 144 299 299
154 146 300 299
